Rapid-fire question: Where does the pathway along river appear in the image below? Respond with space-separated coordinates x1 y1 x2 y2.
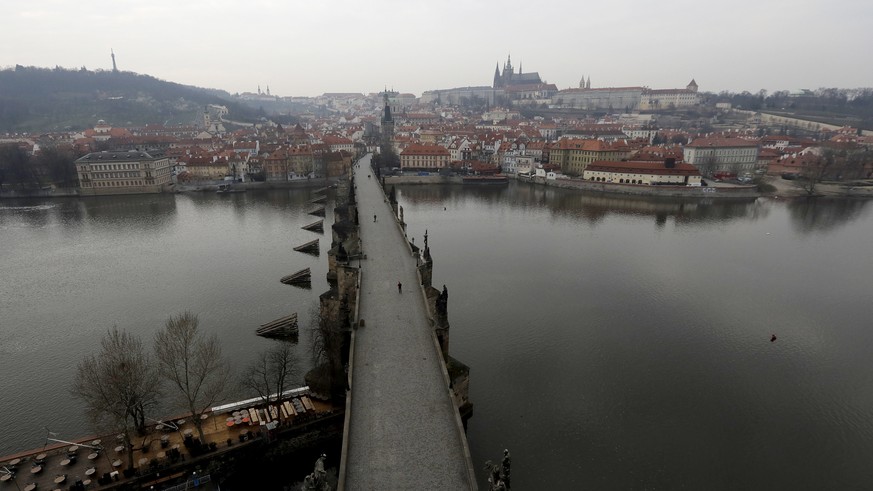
3 184 873 489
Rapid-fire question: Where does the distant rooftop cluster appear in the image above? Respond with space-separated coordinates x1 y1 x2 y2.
3 63 871 194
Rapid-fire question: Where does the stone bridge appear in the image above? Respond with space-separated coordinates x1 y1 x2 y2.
336 154 476 490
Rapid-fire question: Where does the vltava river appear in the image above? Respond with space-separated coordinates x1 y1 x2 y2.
0 190 329 457
3 183 873 489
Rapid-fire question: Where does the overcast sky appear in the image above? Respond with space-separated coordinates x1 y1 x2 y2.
3 0 871 97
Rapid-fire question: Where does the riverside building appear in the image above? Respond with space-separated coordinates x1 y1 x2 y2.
76 150 173 195
582 159 702 186
683 137 760 177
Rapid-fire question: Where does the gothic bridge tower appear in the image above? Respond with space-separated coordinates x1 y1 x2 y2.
380 90 394 148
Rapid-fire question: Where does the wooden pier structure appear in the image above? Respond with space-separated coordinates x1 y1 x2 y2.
301 220 324 233
293 239 319 255
256 314 299 339
280 268 312 286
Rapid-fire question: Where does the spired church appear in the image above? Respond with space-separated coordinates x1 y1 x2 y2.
492 55 543 89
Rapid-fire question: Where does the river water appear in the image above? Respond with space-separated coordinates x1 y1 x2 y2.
3 184 873 489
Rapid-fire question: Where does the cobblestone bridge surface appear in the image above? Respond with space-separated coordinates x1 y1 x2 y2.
343 155 473 490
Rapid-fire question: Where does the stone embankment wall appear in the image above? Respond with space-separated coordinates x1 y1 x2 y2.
383 175 463 185
381 174 761 198
532 176 761 199
176 178 339 192
0 187 80 198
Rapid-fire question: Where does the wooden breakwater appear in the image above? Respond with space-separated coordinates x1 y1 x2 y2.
256 314 299 339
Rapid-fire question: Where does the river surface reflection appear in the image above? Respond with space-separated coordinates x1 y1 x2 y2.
0 190 329 459
2 185 873 489
396 183 873 490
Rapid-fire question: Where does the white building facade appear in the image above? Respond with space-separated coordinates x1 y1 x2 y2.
683 137 760 176
76 150 173 195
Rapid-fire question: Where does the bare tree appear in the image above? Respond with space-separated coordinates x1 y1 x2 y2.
844 148 873 180
797 150 834 195
309 305 349 401
154 312 229 444
241 342 298 423
72 327 160 468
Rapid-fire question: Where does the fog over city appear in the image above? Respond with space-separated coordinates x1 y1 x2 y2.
3 0 872 96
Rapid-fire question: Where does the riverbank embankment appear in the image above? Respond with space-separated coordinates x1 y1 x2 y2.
763 176 873 198
0 178 339 199
384 174 761 199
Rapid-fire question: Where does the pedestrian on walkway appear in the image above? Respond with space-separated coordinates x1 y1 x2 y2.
397 281 402 293
373 214 377 222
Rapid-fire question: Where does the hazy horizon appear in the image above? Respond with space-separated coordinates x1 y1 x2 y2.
3 0 872 98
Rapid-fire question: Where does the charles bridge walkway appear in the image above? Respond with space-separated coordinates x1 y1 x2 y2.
338 155 476 490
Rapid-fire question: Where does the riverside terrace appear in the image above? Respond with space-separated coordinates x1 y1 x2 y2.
0 389 338 490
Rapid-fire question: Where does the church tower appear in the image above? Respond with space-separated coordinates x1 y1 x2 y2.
503 54 514 79
493 63 501 89
380 90 394 148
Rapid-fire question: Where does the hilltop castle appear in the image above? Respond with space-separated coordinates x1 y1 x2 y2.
492 55 543 89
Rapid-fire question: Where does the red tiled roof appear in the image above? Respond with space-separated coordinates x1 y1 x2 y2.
400 144 449 156
686 137 758 148
554 139 631 151
322 135 353 145
586 160 700 176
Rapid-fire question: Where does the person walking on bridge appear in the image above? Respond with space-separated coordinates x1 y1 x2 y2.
397 281 402 294
373 214 377 222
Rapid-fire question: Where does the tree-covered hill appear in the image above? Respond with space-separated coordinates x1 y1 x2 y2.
0 66 262 132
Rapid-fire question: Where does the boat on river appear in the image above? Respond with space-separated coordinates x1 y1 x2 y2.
217 184 246 194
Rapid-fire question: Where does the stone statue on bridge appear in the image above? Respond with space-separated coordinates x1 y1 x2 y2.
302 453 331 491
501 449 511 488
484 448 511 490
436 285 449 319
